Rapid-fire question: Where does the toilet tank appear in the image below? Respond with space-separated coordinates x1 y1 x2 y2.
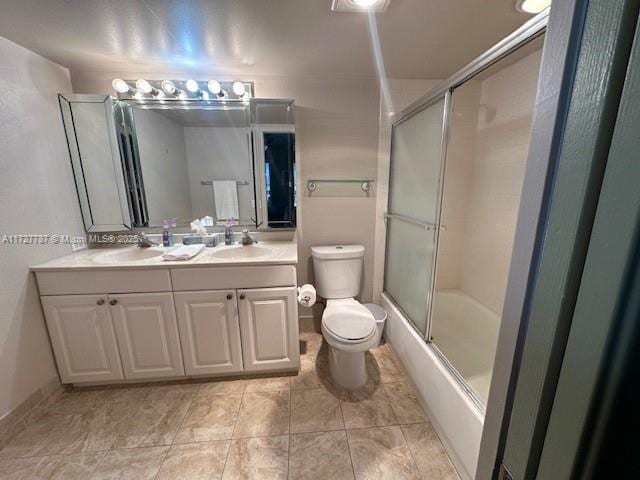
311 245 365 299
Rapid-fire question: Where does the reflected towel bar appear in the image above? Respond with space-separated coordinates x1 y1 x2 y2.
201 180 249 186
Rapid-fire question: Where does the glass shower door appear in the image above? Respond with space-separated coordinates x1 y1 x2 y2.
384 96 447 336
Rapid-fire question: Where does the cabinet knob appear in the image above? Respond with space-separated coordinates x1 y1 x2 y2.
97 299 105 305
239 294 245 300
226 293 233 300
109 299 118 306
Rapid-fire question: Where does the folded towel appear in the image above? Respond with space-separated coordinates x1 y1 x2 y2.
163 244 205 261
213 180 239 221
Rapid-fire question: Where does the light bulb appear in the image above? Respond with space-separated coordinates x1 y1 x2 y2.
178 91 187 100
232 81 246 96
135 79 153 94
185 79 199 93
351 0 381 6
161 80 176 94
156 91 165 99
516 0 551 13
207 80 222 95
111 78 130 93
201 91 210 100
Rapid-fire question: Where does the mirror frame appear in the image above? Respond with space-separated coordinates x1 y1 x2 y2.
59 94 132 232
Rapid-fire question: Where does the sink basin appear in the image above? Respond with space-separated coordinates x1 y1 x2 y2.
209 246 271 260
93 247 165 264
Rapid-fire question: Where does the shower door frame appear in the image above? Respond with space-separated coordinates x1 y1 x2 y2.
383 92 451 341
383 11 549 413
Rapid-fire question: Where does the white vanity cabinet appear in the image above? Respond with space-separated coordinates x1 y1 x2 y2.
109 293 184 379
35 262 300 385
238 287 299 372
174 290 244 376
41 295 124 384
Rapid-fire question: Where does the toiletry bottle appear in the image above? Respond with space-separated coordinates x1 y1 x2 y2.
163 220 170 247
225 218 234 245
168 218 177 246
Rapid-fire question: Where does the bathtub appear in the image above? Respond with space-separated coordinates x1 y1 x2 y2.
431 289 501 404
382 290 490 480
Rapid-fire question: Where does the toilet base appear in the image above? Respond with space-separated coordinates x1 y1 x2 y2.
328 346 367 389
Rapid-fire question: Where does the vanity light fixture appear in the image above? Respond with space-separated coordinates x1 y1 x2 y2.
185 79 199 93
111 78 131 94
516 0 551 14
112 79 253 100
135 78 153 94
207 79 222 96
232 81 246 96
161 80 176 94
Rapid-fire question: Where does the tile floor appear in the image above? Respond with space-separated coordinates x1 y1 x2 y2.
0 333 459 479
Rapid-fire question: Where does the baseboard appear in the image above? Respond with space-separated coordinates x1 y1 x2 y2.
0 375 62 451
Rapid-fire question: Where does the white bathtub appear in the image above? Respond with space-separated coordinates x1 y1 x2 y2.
381 291 486 480
431 289 501 404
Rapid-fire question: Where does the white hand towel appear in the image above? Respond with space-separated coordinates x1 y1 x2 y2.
213 180 239 221
162 244 205 261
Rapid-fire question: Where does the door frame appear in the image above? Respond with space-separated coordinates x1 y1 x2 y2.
482 0 640 478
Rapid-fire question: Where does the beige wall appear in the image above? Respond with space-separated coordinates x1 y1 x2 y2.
71 72 381 307
435 48 543 314
0 37 84 418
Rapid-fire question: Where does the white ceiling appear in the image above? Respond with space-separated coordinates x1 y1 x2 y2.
0 0 533 79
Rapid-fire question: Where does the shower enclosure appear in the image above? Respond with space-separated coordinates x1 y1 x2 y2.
383 27 545 408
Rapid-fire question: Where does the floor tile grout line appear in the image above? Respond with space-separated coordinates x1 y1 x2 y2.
344 427 359 480
287 386 292 479
398 424 426 480
220 386 245 478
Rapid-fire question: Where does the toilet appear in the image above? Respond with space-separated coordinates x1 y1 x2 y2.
311 245 378 389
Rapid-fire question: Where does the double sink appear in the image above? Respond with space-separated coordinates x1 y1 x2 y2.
93 237 272 265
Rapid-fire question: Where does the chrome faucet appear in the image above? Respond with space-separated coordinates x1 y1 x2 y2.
137 232 158 248
241 229 258 246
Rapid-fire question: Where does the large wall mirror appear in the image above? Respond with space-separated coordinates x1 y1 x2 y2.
60 94 295 232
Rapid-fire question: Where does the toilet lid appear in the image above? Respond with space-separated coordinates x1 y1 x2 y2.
323 300 376 341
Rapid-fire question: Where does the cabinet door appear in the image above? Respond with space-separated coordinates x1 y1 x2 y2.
109 292 184 379
238 287 299 372
174 290 243 375
41 295 123 384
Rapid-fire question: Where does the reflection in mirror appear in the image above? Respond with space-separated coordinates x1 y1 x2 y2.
254 127 296 228
125 104 255 227
252 100 296 228
59 94 131 232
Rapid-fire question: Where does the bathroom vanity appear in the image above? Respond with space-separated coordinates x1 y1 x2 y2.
32 242 299 386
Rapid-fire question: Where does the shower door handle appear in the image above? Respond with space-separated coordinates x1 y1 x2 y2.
383 212 445 231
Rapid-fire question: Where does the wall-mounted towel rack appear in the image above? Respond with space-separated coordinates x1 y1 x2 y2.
200 180 250 186
306 179 374 197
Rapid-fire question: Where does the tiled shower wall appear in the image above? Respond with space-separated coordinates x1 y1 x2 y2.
436 48 543 315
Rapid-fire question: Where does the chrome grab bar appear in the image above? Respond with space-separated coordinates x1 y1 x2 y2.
383 212 445 231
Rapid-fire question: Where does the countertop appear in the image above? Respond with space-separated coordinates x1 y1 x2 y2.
30 241 298 272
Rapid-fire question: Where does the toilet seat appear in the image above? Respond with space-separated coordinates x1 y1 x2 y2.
322 299 377 351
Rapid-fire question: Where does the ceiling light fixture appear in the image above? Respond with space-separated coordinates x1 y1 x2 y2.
185 79 199 93
111 78 130 93
351 0 381 7
331 0 389 12
135 79 153 94
232 81 246 96
516 0 551 14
